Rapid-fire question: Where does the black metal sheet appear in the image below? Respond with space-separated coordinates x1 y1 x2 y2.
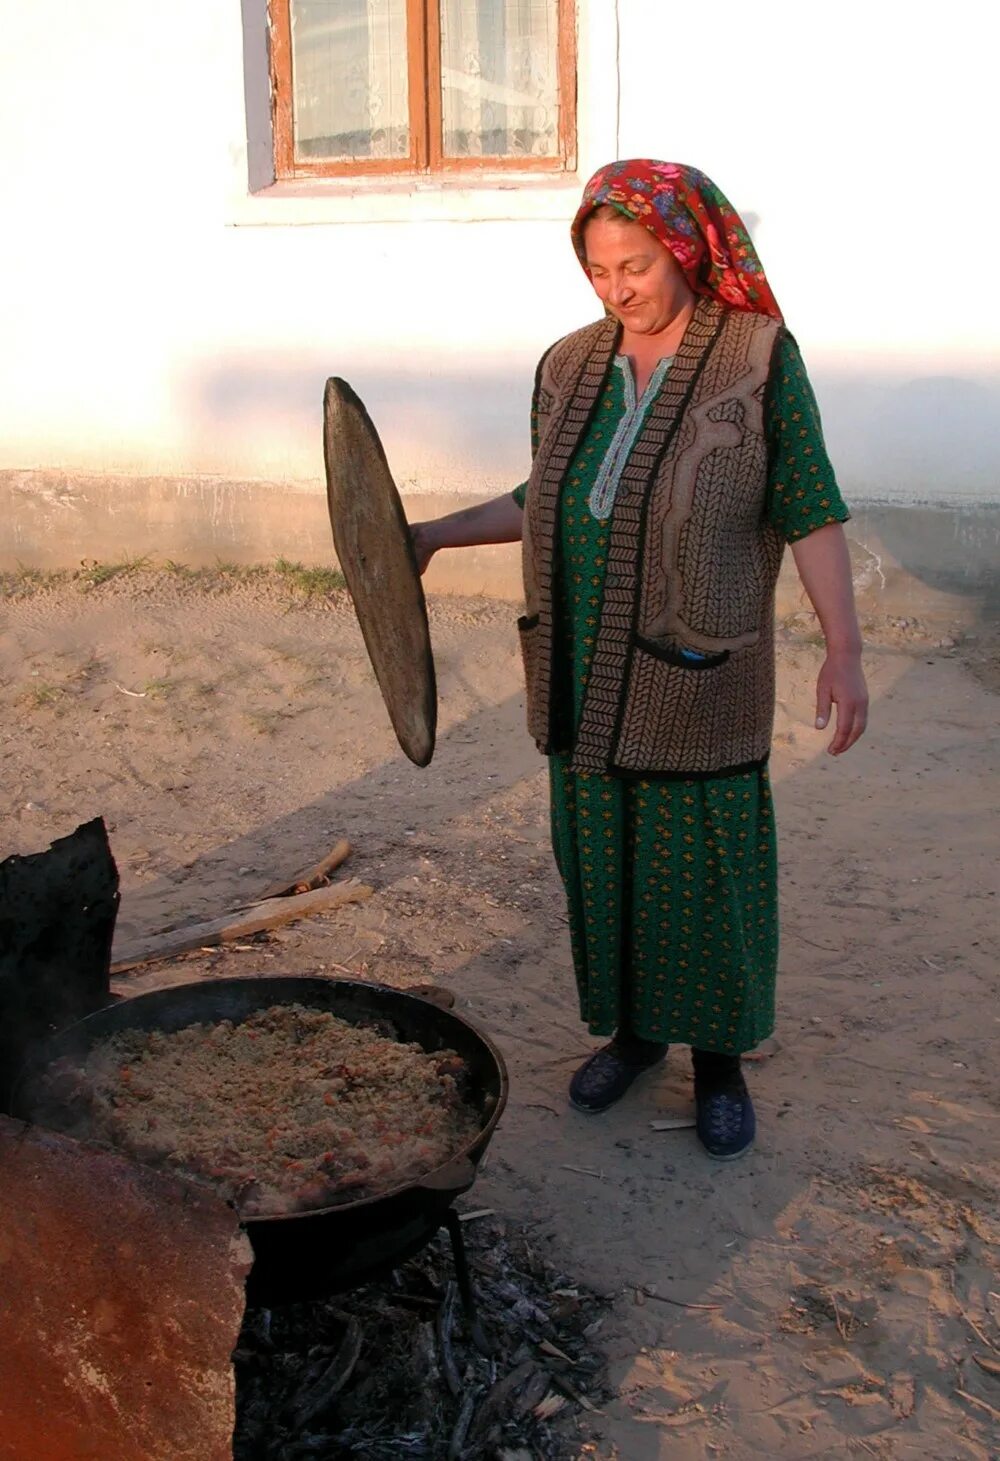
0 818 118 1093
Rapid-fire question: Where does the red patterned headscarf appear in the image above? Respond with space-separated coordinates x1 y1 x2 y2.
571 159 782 321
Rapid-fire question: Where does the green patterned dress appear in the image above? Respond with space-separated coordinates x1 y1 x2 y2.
514 334 849 1054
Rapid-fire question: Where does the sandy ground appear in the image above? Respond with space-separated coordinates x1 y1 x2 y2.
2 573 998 1460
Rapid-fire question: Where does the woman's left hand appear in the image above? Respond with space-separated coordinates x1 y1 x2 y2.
815 651 869 755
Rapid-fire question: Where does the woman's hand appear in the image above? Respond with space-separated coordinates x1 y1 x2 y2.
790 524 869 755
407 493 525 576
815 650 868 754
409 521 439 576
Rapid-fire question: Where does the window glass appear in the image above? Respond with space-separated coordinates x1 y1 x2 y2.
439 0 560 158
291 0 410 161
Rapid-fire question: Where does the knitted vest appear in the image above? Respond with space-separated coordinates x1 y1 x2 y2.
519 297 785 777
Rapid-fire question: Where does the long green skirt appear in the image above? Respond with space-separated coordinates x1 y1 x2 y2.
549 759 778 1053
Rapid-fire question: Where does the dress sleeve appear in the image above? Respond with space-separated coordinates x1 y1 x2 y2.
514 339 556 512
765 332 850 544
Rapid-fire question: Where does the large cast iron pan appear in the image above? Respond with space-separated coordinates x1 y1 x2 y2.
14 976 508 1305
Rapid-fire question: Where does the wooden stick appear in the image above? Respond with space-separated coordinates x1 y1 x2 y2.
829 1289 853 1343
956 1388 1000 1423
110 880 373 972
256 839 352 899
641 1287 721 1312
436 1282 462 1399
290 1317 362 1427
552 1373 603 1414
448 1382 480 1461
960 1310 999 1353
538 1339 576 1366
533 1392 567 1420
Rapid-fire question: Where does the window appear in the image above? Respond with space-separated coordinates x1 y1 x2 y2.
269 0 576 178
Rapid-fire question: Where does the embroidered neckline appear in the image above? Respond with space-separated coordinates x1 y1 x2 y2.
588 356 674 522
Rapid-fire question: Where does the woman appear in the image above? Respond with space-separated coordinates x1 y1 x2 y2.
411 160 867 1160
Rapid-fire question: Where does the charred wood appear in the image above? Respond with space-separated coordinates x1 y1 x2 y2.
233 1214 610 1460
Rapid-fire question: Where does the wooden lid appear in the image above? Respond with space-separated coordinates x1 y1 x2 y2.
323 378 436 767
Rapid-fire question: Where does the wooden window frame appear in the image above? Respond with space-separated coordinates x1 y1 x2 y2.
269 0 577 179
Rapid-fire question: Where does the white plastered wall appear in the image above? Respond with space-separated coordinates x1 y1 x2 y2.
0 0 997 507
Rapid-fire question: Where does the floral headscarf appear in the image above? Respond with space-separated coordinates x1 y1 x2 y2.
571 159 782 321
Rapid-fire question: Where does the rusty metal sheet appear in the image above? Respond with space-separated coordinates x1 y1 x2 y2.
0 1114 252 1461
323 376 437 767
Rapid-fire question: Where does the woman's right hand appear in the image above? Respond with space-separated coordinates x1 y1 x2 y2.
408 493 525 576
409 521 439 576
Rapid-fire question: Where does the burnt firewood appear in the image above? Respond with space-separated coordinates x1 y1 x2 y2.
446 1373 481 1460
286 1318 362 1429
467 1358 547 1444
435 1282 462 1398
234 1215 611 1461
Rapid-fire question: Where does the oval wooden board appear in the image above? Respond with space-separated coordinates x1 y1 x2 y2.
323 377 436 767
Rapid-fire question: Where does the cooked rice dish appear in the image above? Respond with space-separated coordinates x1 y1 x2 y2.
33 1004 481 1215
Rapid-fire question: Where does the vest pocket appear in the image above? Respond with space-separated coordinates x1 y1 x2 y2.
612 636 740 773
516 614 547 743
633 634 730 671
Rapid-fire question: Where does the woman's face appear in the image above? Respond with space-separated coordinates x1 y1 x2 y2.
582 211 696 334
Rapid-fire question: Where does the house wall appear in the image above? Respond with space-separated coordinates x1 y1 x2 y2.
1 0 997 601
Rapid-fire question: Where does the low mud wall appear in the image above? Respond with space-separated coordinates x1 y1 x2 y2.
3 471 997 627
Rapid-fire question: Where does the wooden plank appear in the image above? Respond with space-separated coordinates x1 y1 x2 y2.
434 154 573 174
558 0 578 171
424 0 442 170
408 0 430 169
284 155 420 179
323 377 437 766
110 880 374 974
268 0 295 178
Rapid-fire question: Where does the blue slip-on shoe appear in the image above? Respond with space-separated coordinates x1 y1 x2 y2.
695 1074 755 1160
569 1041 668 1114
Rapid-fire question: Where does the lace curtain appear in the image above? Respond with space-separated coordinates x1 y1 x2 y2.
290 0 560 162
440 0 560 158
292 0 410 161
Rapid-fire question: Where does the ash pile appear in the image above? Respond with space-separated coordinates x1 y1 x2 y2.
234 1213 611 1460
